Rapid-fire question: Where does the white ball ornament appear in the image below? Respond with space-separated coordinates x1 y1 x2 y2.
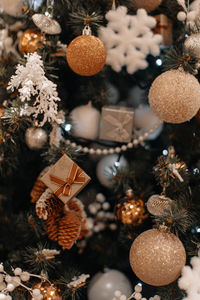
20 272 30 282
6 283 15 292
87 269 132 300
96 154 128 188
25 127 47 150
14 268 22 276
0 294 6 300
149 69 200 123
70 102 100 140
133 105 163 140
177 11 187 22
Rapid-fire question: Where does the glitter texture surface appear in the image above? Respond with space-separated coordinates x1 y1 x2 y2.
66 35 106 76
19 29 45 55
129 229 186 286
147 194 172 216
184 33 200 57
149 70 200 123
32 14 61 35
132 0 162 12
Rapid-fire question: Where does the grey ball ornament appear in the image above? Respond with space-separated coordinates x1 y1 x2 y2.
87 269 132 300
25 127 47 150
96 154 128 188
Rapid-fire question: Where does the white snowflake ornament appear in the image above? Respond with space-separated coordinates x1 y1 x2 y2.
178 254 200 300
98 6 162 74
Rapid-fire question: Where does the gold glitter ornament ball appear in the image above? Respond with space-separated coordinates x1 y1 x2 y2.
149 69 200 123
30 281 62 299
19 29 46 55
129 229 186 286
66 35 106 76
132 0 162 12
116 193 148 226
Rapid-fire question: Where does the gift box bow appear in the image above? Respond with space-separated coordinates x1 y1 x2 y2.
49 162 85 198
104 113 132 140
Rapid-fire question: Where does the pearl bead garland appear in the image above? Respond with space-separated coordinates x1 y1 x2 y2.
66 121 163 155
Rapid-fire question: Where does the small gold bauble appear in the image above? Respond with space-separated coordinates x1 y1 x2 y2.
66 35 106 76
31 281 62 299
149 69 200 124
132 0 162 12
147 194 172 216
116 191 148 225
19 29 46 55
129 229 186 286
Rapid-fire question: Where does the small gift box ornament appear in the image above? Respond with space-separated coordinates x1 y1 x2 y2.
41 154 91 204
99 105 134 143
153 14 173 46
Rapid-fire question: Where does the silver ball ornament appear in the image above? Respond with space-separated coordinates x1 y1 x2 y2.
96 154 128 188
25 127 47 150
87 269 132 300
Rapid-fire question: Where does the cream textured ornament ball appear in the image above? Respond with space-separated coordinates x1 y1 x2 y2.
149 69 200 123
70 102 100 140
129 229 186 286
132 0 162 12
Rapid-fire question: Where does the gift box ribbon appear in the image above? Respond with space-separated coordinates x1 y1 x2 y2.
49 163 85 197
104 113 132 141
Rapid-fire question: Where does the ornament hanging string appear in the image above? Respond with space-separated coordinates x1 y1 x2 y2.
112 0 116 10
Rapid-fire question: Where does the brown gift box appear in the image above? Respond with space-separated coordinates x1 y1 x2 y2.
99 105 134 143
153 14 173 46
41 154 91 204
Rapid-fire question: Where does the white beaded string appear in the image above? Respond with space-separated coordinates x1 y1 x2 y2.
66 120 163 155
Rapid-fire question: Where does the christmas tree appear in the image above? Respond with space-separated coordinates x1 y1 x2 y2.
1 0 200 299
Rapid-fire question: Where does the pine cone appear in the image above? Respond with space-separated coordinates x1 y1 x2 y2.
45 214 60 242
67 198 86 221
45 194 64 218
31 179 47 203
30 167 50 203
58 211 81 250
67 198 88 239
